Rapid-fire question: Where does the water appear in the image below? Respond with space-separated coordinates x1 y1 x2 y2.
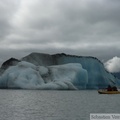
0 90 120 120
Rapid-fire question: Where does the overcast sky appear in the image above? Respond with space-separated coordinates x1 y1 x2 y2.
0 0 120 65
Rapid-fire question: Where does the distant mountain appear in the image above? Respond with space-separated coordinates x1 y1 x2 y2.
0 52 119 89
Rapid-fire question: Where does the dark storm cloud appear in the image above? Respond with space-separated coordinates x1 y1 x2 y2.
0 0 120 65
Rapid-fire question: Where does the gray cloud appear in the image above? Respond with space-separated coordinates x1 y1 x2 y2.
0 0 120 65
0 0 20 39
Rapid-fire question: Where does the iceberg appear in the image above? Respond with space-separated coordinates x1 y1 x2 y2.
0 53 119 89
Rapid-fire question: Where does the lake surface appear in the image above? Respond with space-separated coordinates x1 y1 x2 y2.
0 90 120 120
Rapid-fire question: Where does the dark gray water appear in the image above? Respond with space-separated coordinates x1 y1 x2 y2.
0 90 120 120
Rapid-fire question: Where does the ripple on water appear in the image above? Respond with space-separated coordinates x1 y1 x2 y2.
0 90 120 120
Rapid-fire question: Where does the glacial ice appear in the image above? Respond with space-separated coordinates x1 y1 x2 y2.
0 53 119 89
55 55 117 89
0 61 88 89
